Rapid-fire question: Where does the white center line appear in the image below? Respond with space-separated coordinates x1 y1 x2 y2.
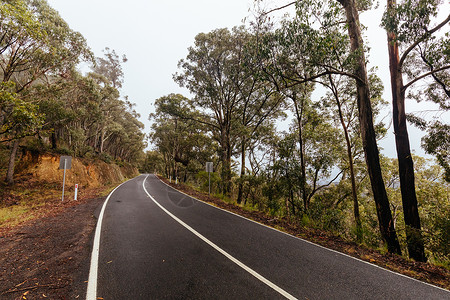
142 175 297 300
86 178 131 300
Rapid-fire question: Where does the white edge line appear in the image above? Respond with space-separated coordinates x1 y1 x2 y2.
143 175 297 300
155 174 450 293
86 177 137 300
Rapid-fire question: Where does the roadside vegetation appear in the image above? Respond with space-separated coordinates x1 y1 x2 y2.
0 0 146 183
1 0 448 275
0 1 145 231
143 0 449 267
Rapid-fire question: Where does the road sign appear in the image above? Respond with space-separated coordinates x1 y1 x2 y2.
60 156 72 201
59 156 72 169
206 162 213 195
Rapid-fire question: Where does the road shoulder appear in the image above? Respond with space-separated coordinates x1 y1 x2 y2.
0 196 105 299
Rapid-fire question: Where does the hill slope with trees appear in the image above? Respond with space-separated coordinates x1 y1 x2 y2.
144 0 449 266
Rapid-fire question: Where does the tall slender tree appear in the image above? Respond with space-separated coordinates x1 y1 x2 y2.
255 0 401 253
382 0 449 261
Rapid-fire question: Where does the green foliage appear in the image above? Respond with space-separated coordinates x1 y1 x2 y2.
140 151 165 174
421 121 450 182
196 170 221 194
99 153 113 164
381 0 440 43
23 138 49 154
54 146 72 156
149 93 216 182
0 82 44 142
307 197 347 234
426 213 450 264
413 156 450 262
0 1 145 183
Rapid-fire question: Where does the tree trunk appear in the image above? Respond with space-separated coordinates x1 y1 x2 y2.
6 139 19 185
220 129 232 196
237 140 246 204
100 126 107 154
340 104 362 240
292 94 308 210
330 75 362 241
226 134 232 195
338 0 401 254
387 28 426 261
51 130 57 149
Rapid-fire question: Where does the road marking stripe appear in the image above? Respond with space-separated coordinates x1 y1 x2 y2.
86 178 134 300
143 175 297 300
156 174 450 293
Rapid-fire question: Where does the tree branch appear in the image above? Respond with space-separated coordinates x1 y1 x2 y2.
399 13 450 69
402 65 450 92
261 1 297 16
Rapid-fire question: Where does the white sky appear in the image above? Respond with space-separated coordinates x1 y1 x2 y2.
46 0 447 158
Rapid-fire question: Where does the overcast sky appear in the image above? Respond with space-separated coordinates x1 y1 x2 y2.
46 0 446 158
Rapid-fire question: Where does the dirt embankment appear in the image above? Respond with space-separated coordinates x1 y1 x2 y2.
15 151 137 189
0 151 138 231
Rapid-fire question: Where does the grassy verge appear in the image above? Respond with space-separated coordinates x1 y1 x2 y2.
0 177 116 233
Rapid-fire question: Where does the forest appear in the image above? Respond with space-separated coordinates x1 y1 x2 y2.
0 0 146 184
1 0 449 267
143 0 449 265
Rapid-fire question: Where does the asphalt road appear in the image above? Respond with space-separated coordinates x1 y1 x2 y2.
88 174 449 299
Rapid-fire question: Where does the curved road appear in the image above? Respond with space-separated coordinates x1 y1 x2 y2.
86 174 449 299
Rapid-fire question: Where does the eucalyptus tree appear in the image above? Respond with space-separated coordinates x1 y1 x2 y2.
288 86 344 211
266 132 303 218
234 35 287 204
87 48 130 154
87 72 123 154
99 99 145 163
0 0 91 184
29 69 97 150
265 107 342 217
175 26 269 195
149 94 215 181
255 0 401 253
382 0 449 261
92 47 127 89
321 74 364 239
319 71 386 241
421 121 449 182
0 82 43 144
